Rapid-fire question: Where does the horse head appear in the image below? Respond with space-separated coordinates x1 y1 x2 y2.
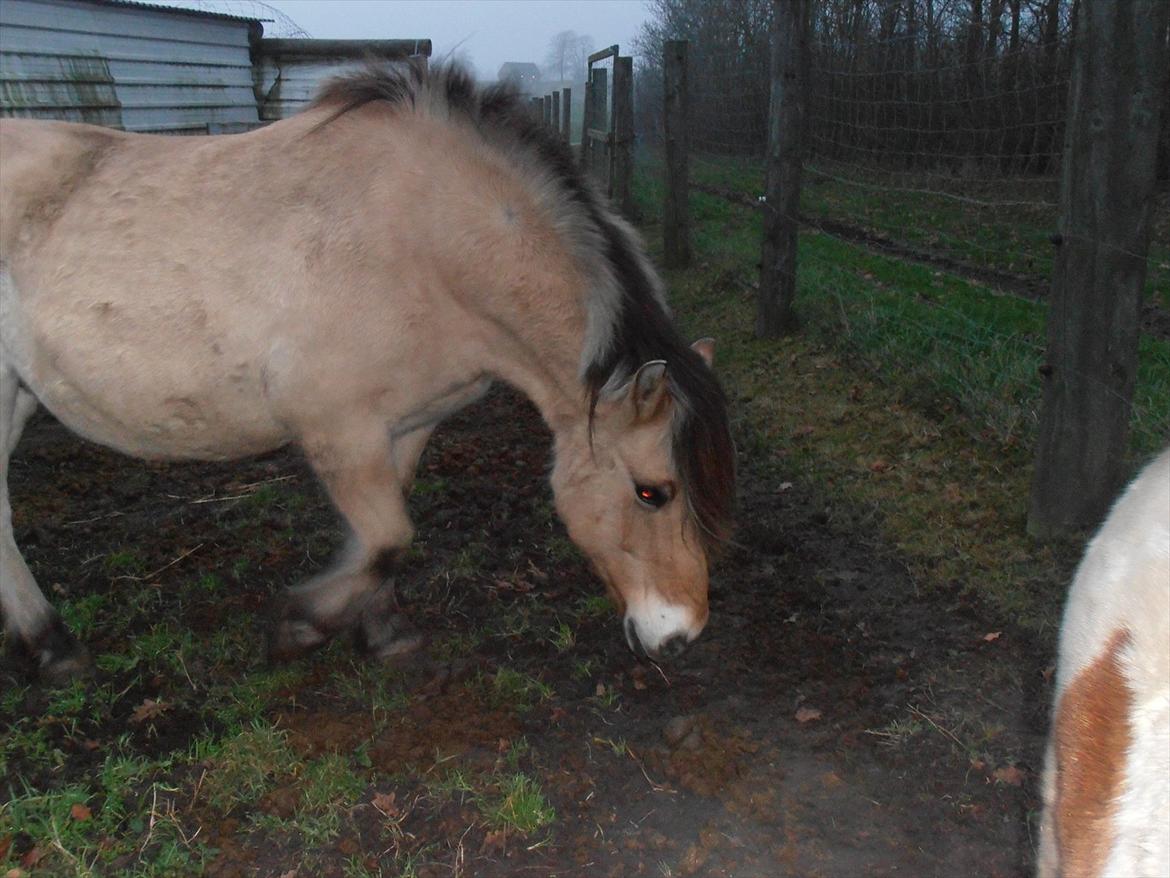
551 339 733 661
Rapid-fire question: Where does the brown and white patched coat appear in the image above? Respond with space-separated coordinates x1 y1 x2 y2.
1038 449 1170 878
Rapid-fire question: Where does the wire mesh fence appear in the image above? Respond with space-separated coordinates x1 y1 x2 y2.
636 1 1099 293
630 0 1169 464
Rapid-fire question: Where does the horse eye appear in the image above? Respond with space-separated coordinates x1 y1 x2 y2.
635 484 669 509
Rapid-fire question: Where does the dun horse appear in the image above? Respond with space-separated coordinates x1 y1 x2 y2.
0 63 734 682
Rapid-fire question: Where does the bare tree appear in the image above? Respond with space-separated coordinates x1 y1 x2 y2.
544 30 595 83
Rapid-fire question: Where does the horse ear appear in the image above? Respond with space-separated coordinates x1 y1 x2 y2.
629 360 669 421
691 337 716 368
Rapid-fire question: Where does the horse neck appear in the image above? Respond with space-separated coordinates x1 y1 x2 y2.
480 301 594 439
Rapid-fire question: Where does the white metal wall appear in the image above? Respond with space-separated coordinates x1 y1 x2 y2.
0 0 260 133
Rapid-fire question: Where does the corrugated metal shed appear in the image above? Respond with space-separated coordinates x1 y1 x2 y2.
253 39 432 121
0 0 262 133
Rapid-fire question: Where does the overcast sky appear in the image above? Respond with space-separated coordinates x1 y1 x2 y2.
253 0 653 81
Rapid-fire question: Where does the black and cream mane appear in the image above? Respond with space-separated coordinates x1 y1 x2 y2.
312 61 735 550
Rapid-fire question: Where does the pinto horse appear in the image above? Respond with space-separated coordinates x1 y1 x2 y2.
1037 448 1169 878
0 63 735 682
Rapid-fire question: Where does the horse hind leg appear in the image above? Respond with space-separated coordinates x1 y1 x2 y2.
269 420 430 662
1 369 91 682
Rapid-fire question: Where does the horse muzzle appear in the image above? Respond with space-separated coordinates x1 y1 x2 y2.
623 602 705 662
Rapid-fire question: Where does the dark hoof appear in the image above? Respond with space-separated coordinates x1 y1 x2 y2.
9 616 93 684
40 646 93 685
354 612 426 662
354 583 424 661
267 601 331 663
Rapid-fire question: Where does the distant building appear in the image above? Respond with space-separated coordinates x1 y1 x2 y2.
497 62 540 93
0 0 263 133
0 0 432 132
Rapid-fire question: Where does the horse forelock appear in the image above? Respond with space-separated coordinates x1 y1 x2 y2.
670 356 737 555
312 62 734 548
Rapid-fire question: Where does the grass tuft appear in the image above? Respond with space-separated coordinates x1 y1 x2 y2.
487 773 555 835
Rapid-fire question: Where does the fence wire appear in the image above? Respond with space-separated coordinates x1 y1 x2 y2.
631 0 1168 452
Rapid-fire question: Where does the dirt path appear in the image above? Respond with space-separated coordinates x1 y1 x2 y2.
3 388 1049 876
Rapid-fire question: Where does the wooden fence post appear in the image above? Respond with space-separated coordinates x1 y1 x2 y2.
663 40 690 268
1027 0 1170 538
543 95 552 128
758 0 810 338
590 68 608 184
612 56 634 217
580 76 593 165
561 87 571 144
551 90 560 137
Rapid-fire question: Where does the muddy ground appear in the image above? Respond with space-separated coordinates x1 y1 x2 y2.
3 387 1052 876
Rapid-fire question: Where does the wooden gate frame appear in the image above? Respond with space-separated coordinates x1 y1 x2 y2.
580 44 634 217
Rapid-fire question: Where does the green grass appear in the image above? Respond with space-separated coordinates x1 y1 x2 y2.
487 668 553 711
677 152 1170 309
548 620 576 652
486 773 555 835
200 721 299 813
0 745 206 876
282 753 367 846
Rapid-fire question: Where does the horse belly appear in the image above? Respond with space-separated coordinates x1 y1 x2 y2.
37 366 285 461
2 269 287 460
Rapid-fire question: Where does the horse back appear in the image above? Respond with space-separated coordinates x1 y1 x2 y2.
1040 449 1170 878
0 119 126 257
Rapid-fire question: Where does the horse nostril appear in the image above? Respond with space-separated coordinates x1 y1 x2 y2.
658 634 688 660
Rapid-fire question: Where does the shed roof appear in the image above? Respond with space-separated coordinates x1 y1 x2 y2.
83 0 264 24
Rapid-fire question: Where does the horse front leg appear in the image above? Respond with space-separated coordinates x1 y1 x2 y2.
268 420 427 662
1 369 90 682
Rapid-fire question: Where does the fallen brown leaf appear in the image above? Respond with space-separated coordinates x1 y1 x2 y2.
70 803 92 822
992 765 1026 786
982 632 1002 643
371 791 399 818
130 698 172 725
868 459 892 473
20 844 46 869
795 706 823 723
481 828 508 854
